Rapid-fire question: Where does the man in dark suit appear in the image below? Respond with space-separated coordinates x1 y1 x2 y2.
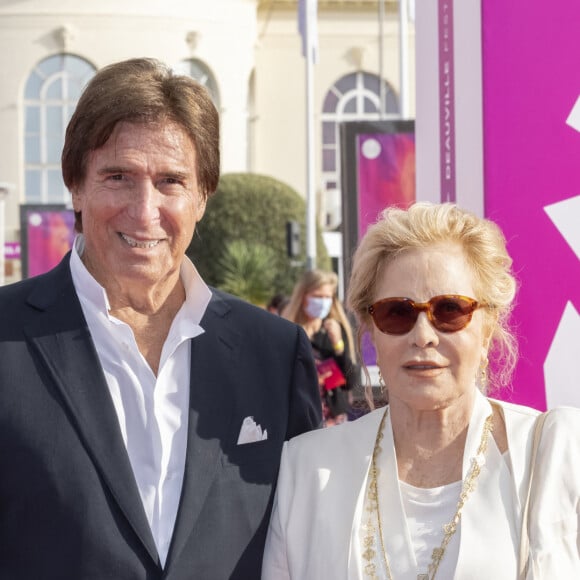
0 57 321 579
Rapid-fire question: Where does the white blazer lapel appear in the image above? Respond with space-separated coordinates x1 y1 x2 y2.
348 407 415 580
456 391 518 579
347 411 383 580
377 409 418 580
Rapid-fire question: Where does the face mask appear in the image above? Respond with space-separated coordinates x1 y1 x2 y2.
304 296 333 320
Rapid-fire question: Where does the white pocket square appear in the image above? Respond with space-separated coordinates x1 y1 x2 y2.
237 416 268 445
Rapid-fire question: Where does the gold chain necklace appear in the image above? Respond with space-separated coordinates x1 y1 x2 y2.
362 407 494 580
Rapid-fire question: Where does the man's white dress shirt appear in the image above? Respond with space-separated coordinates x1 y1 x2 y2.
70 235 211 567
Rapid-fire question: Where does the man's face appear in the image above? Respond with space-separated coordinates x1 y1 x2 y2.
72 120 206 299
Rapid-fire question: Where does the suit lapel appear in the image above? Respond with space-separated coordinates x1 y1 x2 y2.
165 294 241 569
23 258 159 566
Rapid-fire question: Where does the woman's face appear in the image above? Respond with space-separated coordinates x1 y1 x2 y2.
303 283 334 321
371 242 491 412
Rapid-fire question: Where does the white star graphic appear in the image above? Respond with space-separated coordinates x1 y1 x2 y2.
544 195 580 261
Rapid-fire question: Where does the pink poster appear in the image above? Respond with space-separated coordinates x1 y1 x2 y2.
357 131 416 236
22 207 75 278
356 130 416 368
482 2 580 409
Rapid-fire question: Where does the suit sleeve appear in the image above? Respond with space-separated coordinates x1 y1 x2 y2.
286 325 323 439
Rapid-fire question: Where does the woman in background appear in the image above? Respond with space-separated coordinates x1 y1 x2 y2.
283 269 358 426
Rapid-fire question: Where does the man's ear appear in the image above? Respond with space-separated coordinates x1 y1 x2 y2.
195 194 207 223
71 187 82 212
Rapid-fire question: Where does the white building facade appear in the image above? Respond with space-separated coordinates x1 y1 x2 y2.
0 0 415 283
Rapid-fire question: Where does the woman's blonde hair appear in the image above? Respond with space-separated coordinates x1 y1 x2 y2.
347 202 518 392
283 269 356 360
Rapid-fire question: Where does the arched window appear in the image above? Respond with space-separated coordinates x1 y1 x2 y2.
321 72 399 226
174 58 220 108
24 55 96 204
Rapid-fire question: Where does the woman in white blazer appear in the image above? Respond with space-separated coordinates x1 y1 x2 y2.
262 203 580 580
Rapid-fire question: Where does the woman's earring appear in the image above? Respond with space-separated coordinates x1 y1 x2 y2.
378 367 388 393
377 368 389 403
478 358 489 389
378 368 385 389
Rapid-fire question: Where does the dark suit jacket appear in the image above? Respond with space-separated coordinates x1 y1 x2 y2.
0 254 321 579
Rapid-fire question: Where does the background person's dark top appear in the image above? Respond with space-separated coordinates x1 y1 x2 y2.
311 322 358 418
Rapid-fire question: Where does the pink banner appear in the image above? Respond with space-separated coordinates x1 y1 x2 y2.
482 2 580 409
25 209 75 278
357 130 416 367
4 241 20 259
357 131 416 234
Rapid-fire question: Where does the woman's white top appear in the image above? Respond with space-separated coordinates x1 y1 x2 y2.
400 479 462 578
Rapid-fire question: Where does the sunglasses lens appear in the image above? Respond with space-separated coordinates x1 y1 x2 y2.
371 299 417 335
369 295 479 335
431 296 477 332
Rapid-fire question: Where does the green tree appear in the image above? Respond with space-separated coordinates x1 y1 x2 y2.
187 172 331 297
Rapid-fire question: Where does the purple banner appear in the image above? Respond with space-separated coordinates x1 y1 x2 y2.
438 0 455 202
